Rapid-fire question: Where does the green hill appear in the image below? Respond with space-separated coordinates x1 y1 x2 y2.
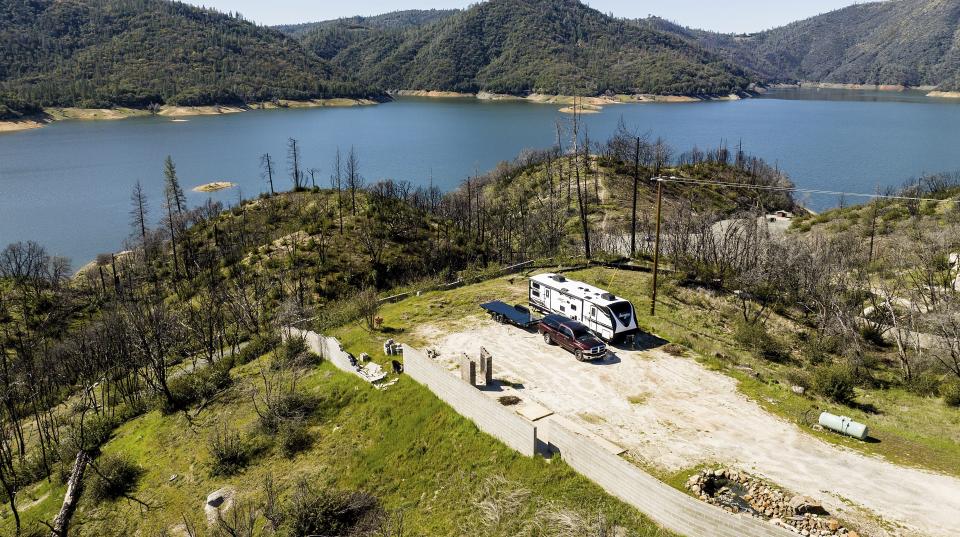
274 9 459 41
0 0 381 113
646 0 960 90
313 0 755 96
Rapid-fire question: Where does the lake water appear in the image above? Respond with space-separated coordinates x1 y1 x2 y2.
2 89 960 265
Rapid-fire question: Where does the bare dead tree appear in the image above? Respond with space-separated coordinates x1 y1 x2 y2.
287 138 303 191
130 181 150 248
346 146 364 215
331 148 344 233
260 153 275 196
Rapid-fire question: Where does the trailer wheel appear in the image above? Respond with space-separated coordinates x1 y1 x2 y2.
543 333 552 345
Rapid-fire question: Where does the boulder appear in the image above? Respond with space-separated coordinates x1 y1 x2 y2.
789 495 827 515
204 487 235 525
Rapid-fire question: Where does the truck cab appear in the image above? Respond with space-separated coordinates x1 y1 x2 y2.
538 314 607 361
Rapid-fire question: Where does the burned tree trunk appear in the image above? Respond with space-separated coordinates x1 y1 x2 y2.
50 450 90 537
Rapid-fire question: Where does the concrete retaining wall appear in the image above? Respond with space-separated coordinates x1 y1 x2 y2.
285 327 364 380
545 420 795 537
402 345 538 457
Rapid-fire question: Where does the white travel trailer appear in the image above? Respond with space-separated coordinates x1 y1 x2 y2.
528 273 638 341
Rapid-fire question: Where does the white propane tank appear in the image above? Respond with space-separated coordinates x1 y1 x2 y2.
818 412 869 440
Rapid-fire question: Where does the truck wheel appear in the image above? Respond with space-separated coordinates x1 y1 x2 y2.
543 333 552 345
575 350 585 362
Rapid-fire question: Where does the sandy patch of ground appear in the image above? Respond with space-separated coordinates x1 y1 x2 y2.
558 104 602 114
422 322 960 537
0 119 46 133
192 181 236 193
927 91 960 99
261 98 379 109
476 92 526 101
157 105 246 117
48 107 149 121
391 90 475 98
799 82 915 92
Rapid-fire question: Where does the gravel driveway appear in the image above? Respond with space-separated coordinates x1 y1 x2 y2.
425 321 960 537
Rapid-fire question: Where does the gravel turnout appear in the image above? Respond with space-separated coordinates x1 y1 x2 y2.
424 321 960 537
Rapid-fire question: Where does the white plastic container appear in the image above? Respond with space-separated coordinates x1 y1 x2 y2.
818 412 869 440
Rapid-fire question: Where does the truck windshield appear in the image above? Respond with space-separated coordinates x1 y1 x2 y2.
608 301 633 327
570 326 591 340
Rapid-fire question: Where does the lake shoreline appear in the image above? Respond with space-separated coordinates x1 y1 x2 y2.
0 98 381 134
391 90 747 113
771 82 960 99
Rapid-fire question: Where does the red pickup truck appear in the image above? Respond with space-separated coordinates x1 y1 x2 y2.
538 314 608 361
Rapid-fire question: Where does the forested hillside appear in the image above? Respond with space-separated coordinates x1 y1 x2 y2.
0 0 381 117
310 0 754 96
275 8 458 40
646 0 960 90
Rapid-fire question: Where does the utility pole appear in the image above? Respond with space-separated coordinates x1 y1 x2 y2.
630 136 640 259
650 176 664 316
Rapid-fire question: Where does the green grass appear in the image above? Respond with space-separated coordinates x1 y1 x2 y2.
1 339 669 536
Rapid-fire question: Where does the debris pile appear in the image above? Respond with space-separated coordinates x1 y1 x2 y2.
383 339 403 356
686 469 859 537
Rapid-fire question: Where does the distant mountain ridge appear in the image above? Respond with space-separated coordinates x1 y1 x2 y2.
645 0 960 91
300 0 754 96
0 0 382 118
6 0 960 121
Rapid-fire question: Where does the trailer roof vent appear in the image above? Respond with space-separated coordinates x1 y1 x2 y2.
549 274 567 283
600 293 616 301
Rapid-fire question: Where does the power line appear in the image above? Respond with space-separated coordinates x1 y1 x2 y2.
653 176 959 204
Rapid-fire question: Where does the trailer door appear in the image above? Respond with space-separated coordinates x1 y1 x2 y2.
587 304 614 340
588 305 599 333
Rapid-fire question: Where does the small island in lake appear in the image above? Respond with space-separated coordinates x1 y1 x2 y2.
193 181 236 192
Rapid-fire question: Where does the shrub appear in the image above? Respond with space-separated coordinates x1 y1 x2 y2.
905 372 941 398
662 343 686 357
208 426 250 476
734 321 787 362
278 420 313 458
859 325 887 347
272 336 321 370
87 454 142 503
812 364 857 405
784 370 812 392
254 372 318 434
234 334 280 366
943 380 960 408
163 362 233 413
284 479 383 537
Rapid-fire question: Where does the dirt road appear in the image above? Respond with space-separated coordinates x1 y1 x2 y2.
425 322 960 537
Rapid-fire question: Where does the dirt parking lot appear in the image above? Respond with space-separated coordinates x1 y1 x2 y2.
423 321 960 537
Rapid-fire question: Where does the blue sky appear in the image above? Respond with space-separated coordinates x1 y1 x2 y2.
191 0 867 33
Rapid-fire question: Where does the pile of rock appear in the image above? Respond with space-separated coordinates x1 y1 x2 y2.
686 469 860 537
